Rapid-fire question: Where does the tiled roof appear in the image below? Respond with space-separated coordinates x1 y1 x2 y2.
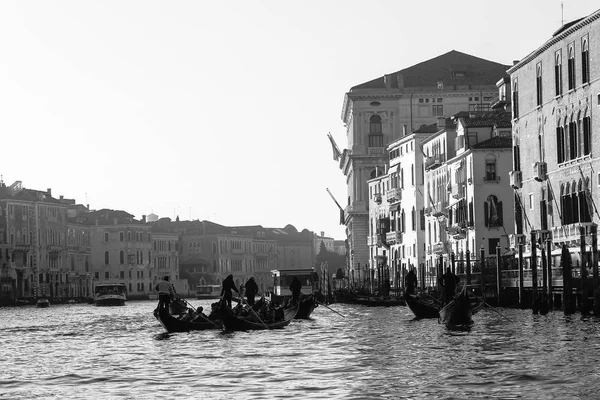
471 136 513 149
456 110 512 128
351 50 510 91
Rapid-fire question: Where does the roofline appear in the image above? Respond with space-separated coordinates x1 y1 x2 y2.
508 9 600 74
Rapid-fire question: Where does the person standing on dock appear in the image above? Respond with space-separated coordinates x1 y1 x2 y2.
440 267 459 305
289 276 302 305
155 276 175 312
245 277 259 307
220 274 239 309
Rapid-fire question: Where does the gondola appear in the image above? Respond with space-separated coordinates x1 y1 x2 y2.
295 294 318 319
218 301 298 331
169 297 188 315
351 296 406 307
154 307 221 333
438 284 473 328
404 292 440 319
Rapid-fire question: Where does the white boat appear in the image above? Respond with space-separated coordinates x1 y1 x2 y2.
36 298 50 308
196 284 221 300
94 283 127 306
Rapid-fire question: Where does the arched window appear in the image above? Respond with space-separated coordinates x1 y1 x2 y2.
568 46 576 90
582 38 589 84
120 250 124 265
104 251 110 265
484 195 503 227
555 51 563 96
411 207 416 231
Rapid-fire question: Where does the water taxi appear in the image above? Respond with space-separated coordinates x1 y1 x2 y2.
196 284 221 300
36 298 50 308
94 283 127 306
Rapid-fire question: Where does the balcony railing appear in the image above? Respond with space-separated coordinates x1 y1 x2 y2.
425 155 443 171
385 231 403 244
386 188 401 203
368 147 385 155
551 222 595 246
432 241 447 254
451 184 464 199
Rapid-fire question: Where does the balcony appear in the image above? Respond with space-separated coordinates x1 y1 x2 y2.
431 200 448 217
426 245 432 255
368 147 385 155
432 241 447 254
47 245 64 252
385 231 403 244
509 170 522 189
425 155 442 171
551 223 595 246
533 161 547 182
446 225 466 239
451 184 464 199
374 193 382 204
11 243 31 252
386 188 401 203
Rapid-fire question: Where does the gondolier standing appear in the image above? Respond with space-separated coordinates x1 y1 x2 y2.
440 267 459 305
220 274 239 309
245 277 259 306
289 276 302 305
405 268 418 295
156 276 175 312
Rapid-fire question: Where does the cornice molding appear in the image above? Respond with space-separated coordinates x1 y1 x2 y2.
508 10 600 74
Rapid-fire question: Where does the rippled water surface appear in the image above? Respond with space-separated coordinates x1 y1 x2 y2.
1 300 600 399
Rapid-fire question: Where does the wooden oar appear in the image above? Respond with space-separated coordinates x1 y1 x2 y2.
239 297 270 330
479 300 512 322
316 301 346 318
182 299 221 329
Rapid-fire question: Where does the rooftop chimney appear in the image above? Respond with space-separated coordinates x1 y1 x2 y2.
384 74 392 89
396 73 404 89
59 195 64 200
437 117 446 128
47 188 52 196
320 231 324 237
513 60 519 65
142 215 147 223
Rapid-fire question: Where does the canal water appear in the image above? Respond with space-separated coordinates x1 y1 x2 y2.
1 300 599 399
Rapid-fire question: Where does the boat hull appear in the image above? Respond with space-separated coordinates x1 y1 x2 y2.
439 287 473 327
405 294 440 319
154 308 220 333
36 299 50 308
218 302 298 331
95 296 126 306
295 295 318 319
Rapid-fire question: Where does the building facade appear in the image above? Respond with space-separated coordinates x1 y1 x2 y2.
336 50 511 277
507 10 600 297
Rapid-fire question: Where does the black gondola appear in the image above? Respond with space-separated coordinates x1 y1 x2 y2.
404 293 440 319
294 294 318 319
169 297 188 315
218 301 298 331
439 284 473 328
154 307 221 333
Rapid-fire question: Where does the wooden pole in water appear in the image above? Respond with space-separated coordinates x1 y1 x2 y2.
451 252 456 275
580 225 589 315
466 249 471 286
563 244 574 315
592 224 600 315
546 237 553 310
480 246 485 299
496 243 502 305
540 233 548 314
531 230 539 314
518 239 525 308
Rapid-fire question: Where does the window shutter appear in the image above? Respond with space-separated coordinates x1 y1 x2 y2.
498 201 503 226
484 202 489 227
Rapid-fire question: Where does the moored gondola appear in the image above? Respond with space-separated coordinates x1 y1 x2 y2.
404 293 440 319
218 301 298 331
439 284 473 328
154 307 221 333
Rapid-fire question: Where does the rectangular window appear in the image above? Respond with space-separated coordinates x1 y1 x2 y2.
104 232 109 243
432 105 443 116
529 193 534 210
104 271 109 279
95 272 99 279
369 134 383 147
512 78 519 118
119 232 124 242
120 271 124 278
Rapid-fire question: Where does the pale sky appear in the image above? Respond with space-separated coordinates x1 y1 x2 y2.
1 0 598 240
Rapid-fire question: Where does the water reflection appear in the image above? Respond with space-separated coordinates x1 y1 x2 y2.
1 301 600 399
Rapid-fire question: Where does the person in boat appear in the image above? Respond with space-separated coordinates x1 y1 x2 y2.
244 277 259 306
440 267 460 305
155 276 175 312
289 276 302 305
220 274 239 309
405 268 418 296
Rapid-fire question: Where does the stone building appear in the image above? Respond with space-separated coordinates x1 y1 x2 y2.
507 10 600 303
336 50 511 277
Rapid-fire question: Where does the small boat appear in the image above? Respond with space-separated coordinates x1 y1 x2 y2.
439 284 473 328
94 283 127 306
404 293 441 319
218 301 298 331
294 294 318 319
36 298 50 308
196 284 222 300
154 307 221 333
352 296 406 307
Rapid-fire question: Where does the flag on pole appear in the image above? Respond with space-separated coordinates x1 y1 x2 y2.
327 133 342 161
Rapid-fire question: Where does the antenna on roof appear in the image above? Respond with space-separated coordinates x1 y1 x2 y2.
561 2 564 26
